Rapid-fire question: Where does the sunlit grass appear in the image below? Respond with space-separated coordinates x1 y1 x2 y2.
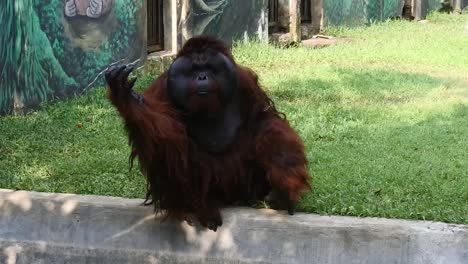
1 12 467 224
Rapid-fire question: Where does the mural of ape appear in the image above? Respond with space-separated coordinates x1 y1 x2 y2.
64 0 114 19
0 0 144 114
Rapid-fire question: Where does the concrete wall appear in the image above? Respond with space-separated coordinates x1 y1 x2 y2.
272 0 303 42
273 0 446 41
1 189 468 264
162 0 178 55
301 0 324 38
323 0 446 26
278 0 291 29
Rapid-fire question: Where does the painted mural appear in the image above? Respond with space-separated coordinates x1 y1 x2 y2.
0 0 146 114
178 0 268 46
323 0 441 27
323 0 402 26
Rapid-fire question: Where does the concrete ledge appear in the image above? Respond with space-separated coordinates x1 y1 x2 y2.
1 189 467 264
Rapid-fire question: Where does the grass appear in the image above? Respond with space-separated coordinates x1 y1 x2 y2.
1 12 467 224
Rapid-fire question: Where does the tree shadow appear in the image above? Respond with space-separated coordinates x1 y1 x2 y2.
270 67 452 105
300 101 468 224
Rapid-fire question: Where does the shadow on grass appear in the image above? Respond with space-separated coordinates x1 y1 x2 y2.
0 87 146 198
0 64 168 197
270 68 453 104
262 67 468 224
300 101 468 224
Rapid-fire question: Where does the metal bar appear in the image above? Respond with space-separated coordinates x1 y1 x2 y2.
147 0 164 52
268 0 279 27
301 0 312 22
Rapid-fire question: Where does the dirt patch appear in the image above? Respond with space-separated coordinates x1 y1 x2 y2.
302 35 352 49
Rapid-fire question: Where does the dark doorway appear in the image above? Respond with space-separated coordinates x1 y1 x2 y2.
147 0 164 53
301 0 312 22
268 0 279 28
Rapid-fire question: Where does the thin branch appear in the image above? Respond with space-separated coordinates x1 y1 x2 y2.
83 58 142 92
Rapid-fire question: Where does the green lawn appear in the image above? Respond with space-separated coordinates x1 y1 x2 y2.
1 13 467 224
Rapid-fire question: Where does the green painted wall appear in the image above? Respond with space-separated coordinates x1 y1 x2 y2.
0 0 146 114
323 0 442 27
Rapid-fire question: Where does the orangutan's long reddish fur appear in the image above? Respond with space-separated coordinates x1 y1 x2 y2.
108 36 311 227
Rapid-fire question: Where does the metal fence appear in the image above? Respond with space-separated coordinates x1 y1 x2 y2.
268 0 279 27
147 0 164 52
301 0 312 22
